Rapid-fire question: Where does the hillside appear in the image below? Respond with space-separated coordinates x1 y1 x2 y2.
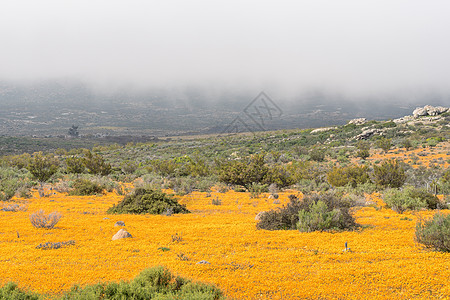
0 106 449 299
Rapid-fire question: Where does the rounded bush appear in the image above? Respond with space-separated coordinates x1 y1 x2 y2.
415 213 450 252
107 188 190 215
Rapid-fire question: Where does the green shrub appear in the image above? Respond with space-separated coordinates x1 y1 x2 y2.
263 165 295 188
26 152 59 187
121 160 138 174
257 192 357 231
327 165 371 188
107 188 190 215
60 266 223 300
376 137 392 153
82 151 111 176
248 182 268 198
0 282 40 300
356 141 370 159
373 159 406 188
382 186 445 213
309 147 326 162
297 200 349 232
217 154 268 187
0 167 32 201
382 188 425 213
65 156 85 175
69 179 104 196
415 213 450 252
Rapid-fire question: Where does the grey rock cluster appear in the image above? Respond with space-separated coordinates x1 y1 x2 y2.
413 105 448 118
354 128 383 140
310 127 337 134
348 118 367 125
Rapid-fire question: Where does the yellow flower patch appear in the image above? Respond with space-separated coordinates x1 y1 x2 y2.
0 190 449 299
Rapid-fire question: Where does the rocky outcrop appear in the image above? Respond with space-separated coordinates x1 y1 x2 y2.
413 105 448 118
393 115 414 124
114 221 125 227
255 211 267 221
348 118 367 125
354 128 383 140
310 127 337 134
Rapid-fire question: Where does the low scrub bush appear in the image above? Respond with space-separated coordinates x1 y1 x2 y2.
29 210 62 229
0 266 224 299
62 266 224 299
69 179 104 196
0 282 40 300
107 188 190 215
383 186 446 214
1 203 27 212
415 213 450 252
36 240 75 250
257 192 357 231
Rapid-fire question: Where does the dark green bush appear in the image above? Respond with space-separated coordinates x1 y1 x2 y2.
415 213 450 252
0 282 40 300
373 159 406 188
69 179 104 196
217 154 268 187
82 151 111 176
107 188 190 215
65 156 85 175
257 192 357 231
327 165 371 188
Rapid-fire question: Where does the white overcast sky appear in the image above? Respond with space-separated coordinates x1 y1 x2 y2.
1 0 450 96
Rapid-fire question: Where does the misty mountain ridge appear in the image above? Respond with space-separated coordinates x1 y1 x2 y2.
0 80 448 137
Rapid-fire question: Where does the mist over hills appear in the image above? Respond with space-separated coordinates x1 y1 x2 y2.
0 80 448 137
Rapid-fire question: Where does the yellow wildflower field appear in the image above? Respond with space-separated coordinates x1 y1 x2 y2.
0 189 449 299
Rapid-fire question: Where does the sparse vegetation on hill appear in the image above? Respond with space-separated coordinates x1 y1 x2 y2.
0 109 449 299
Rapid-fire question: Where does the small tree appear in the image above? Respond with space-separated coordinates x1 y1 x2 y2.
373 159 406 188
26 152 59 188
